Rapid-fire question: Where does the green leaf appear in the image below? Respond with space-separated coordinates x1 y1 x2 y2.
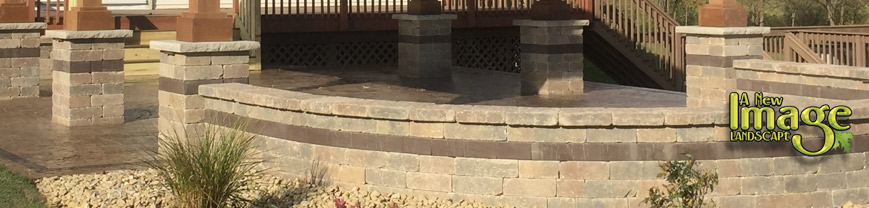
832 130 854 153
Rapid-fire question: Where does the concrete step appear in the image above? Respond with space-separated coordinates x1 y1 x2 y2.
124 62 161 76
122 30 176 75
126 30 176 46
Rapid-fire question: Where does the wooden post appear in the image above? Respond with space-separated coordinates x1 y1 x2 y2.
0 0 33 22
467 0 476 27
856 36 867 67
26 0 36 21
698 0 747 27
580 0 592 18
339 0 348 30
65 0 114 30
233 0 239 15
176 0 234 41
529 0 570 20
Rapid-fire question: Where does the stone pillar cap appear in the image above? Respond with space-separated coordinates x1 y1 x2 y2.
675 26 769 36
150 40 260 53
513 19 590 27
45 30 134 39
0 23 47 31
392 14 457 20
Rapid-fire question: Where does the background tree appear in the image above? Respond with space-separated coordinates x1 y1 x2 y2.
811 0 869 25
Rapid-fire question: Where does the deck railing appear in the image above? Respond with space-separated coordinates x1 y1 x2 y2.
766 29 869 67
34 0 67 26
592 0 684 90
259 0 592 32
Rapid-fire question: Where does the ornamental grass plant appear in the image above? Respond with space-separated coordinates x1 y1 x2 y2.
147 120 261 208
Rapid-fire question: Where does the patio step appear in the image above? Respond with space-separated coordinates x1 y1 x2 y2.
123 30 176 75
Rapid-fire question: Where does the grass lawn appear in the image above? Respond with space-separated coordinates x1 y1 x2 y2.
583 58 618 84
0 165 47 208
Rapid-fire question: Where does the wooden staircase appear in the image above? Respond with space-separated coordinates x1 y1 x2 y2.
584 23 661 89
583 0 685 91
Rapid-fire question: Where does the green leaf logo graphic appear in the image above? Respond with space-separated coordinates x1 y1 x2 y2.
832 130 854 153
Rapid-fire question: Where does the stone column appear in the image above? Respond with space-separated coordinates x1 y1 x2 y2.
393 14 456 78
514 19 587 96
46 30 132 126
0 23 44 100
39 37 53 79
151 40 259 135
677 26 768 107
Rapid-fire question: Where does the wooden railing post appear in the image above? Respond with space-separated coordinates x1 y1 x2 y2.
339 0 349 30
856 36 867 67
467 0 476 27
26 0 36 21
580 0 592 18
233 0 239 15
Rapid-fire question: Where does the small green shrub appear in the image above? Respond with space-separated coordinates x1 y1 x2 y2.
643 154 719 208
148 121 261 208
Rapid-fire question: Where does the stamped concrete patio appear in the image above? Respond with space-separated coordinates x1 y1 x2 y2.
0 67 685 179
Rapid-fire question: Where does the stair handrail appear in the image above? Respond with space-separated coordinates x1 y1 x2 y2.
781 30 869 67
592 0 685 91
235 0 261 42
783 32 824 64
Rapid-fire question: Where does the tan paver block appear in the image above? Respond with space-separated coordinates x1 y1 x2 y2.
609 161 659 180
407 172 451 192
556 179 585 197
584 180 637 198
331 165 365 184
636 180 666 198
612 109 664 126
741 176 783 195
587 128 637 143
223 64 249 79
559 161 609 180
385 153 419 172
444 123 506 141
455 158 517 178
418 155 455 174
559 108 613 126
518 161 559 179
451 176 502 195
91 94 124 106
503 178 556 197
505 107 558 126
713 177 741 196
409 105 455 122
456 106 507 124
637 128 677 143
364 168 406 188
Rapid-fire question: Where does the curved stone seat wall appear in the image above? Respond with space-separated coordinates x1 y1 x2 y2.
197 83 869 208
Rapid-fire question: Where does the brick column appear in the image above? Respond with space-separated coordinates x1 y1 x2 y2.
39 37 53 79
393 14 456 78
46 30 132 126
150 40 259 135
0 23 45 100
513 19 587 96
676 26 768 107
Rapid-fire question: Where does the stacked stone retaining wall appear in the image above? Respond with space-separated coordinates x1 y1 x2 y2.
195 81 869 208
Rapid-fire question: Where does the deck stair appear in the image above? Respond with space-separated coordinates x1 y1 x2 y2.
582 0 684 91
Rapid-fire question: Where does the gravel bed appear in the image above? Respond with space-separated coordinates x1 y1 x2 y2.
35 169 517 208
